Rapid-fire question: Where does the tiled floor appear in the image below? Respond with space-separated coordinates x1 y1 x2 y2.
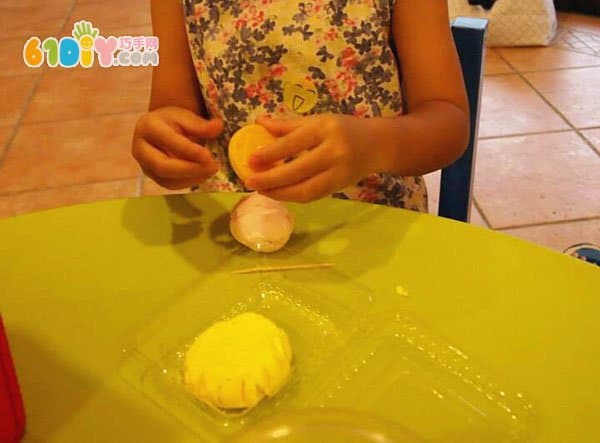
0 4 599 253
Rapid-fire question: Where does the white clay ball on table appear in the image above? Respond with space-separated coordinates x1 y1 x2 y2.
230 193 294 253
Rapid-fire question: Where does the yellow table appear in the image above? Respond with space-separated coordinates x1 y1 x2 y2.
0 193 598 442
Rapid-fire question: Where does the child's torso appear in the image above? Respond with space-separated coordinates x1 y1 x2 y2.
183 0 427 211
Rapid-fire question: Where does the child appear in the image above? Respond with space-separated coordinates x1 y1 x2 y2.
132 0 470 212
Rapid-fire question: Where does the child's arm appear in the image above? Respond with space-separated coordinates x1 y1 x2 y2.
131 0 222 190
387 0 470 175
247 2 470 202
148 0 206 114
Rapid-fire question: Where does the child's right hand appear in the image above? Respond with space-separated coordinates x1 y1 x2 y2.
132 107 223 190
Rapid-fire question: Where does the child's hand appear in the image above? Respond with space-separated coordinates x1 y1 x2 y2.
245 114 381 202
132 107 223 190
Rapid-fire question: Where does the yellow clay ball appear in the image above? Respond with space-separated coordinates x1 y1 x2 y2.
228 124 277 185
184 312 293 412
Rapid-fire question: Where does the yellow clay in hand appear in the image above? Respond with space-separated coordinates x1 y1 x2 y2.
228 124 278 186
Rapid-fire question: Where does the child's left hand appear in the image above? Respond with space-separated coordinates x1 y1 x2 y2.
245 114 383 202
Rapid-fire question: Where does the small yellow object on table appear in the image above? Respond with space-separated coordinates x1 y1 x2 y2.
395 285 409 297
184 312 293 413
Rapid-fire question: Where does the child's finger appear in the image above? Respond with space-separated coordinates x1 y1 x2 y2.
255 115 302 136
147 120 214 164
258 170 335 203
166 108 224 139
250 126 320 168
137 140 218 180
246 146 329 191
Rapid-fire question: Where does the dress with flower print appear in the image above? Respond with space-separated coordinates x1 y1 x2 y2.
182 0 428 211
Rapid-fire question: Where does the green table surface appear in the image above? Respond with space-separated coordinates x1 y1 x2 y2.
0 193 598 442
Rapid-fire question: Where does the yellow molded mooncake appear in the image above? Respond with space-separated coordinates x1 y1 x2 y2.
184 312 293 412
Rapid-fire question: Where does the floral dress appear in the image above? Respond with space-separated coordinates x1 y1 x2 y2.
182 0 428 211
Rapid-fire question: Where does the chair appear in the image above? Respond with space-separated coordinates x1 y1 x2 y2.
438 17 488 222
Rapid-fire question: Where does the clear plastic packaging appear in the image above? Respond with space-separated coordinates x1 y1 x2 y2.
313 312 538 443
227 408 427 443
120 268 376 442
121 267 537 442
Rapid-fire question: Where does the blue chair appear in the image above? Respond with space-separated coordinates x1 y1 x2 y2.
439 17 489 222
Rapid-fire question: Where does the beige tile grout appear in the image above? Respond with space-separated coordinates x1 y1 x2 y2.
578 131 600 156
0 1 78 167
472 198 491 228
478 128 573 140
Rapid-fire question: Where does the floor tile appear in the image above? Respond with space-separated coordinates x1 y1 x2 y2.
525 67 600 128
580 128 600 153
474 131 600 228
66 0 150 31
484 49 513 76
498 46 600 72
501 219 600 252
0 0 73 39
0 195 12 218
100 24 154 39
557 13 600 34
479 75 568 138
0 113 141 194
0 126 14 158
22 65 151 123
470 204 489 228
0 179 138 219
0 36 50 77
142 176 189 197
553 27 600 57
0 75 38 127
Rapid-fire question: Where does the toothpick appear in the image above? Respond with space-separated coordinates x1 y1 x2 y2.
231 263 335 274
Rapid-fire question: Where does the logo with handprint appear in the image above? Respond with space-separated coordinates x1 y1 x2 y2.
72 21 99 67
23 20 159 68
